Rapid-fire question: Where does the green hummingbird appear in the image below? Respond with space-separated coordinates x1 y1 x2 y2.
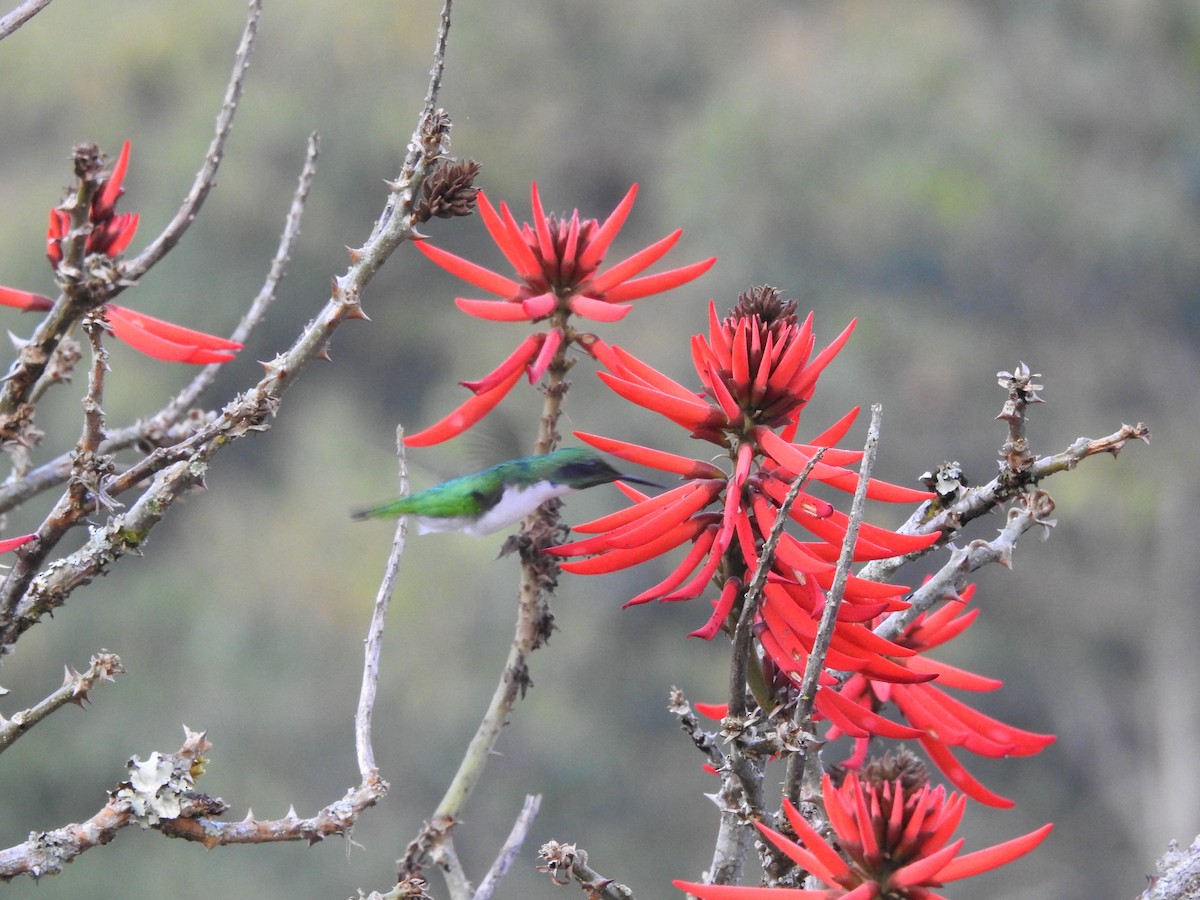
352 447 659 536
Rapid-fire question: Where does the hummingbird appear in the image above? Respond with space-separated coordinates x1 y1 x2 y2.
351 447 659 536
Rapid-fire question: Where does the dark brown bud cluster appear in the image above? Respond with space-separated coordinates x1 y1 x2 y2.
727 285 799 331
861 748 930 793
415 159 481 222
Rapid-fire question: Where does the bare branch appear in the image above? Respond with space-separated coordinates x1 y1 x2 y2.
474 795 542 900
123 0 261 280
356 428 408 780
0 651 123 754
784 404 882 802
0 0 53 41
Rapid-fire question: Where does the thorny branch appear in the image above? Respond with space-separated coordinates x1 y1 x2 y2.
0 132 320 517
0 651 123 754
0 0 454 882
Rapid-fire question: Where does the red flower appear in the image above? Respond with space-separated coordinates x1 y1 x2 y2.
826 585 1055 808
1 141 241 365
548 289 937 693
0 287 241 365
405 183 715 446
675 760 1052 899
47 139 139 266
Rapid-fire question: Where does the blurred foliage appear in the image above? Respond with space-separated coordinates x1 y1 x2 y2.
0 0 1196 898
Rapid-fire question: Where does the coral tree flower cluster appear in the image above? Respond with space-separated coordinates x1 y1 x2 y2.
828 584 1055 808
0 140 242 364
404 182 715 446
548 287 942 737
676 753 1052 899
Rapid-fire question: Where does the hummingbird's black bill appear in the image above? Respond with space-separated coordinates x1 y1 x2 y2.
616 473 662 489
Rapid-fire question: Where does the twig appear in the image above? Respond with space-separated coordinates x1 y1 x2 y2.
0 725 390 881
0 0 53 41
536 841 638 899
783 404 882 803
474 795 542 900
0 651 123 754
874 489 1056 643
123 0 261 280
704 448 825 887
667 687 728 772
152 131 321 424
356 427 407 779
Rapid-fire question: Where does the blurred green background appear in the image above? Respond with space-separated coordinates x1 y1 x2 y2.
0 1 1196 898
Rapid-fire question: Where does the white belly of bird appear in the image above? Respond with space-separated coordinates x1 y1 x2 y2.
417 480 577 536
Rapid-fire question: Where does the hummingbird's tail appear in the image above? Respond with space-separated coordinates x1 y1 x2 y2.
350 498 410 521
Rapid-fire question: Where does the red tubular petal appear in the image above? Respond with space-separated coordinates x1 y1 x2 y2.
780 797 856 881
0 286 54 311
672 882 827 899
106 303 244 348
522 292 558 318
94 139 131 219
909 683 1054 755
454 298 532 322
689 577 741 639
574 431 726 479
47 208 68 240
106 305 241 362
903 653 1000 691
414 241 521 297
528 183 557 266
706 301 732 370
609 343 701 400
588 229 681 294
935 823 1053 882
457 334 543 393
918 735 1015 808
571 483 703 533
602 257 717 303
764 325 814 394
576 183 638 271
788 317 857 399
904 655 1002 691
577 334 621 370
559 521 697 575
477 191 540 278
809 406 860 447
731 317 751 390
403 366 524 447
662 505 735 601
560 212 581 282
818 687 924 739
104 212 140 255
890 840 966 889
627 526 719 605
601 484 718 550
528 328 563 382
596 371 723 430
705 359 742 422
0 533 36 553
568 294 631 322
